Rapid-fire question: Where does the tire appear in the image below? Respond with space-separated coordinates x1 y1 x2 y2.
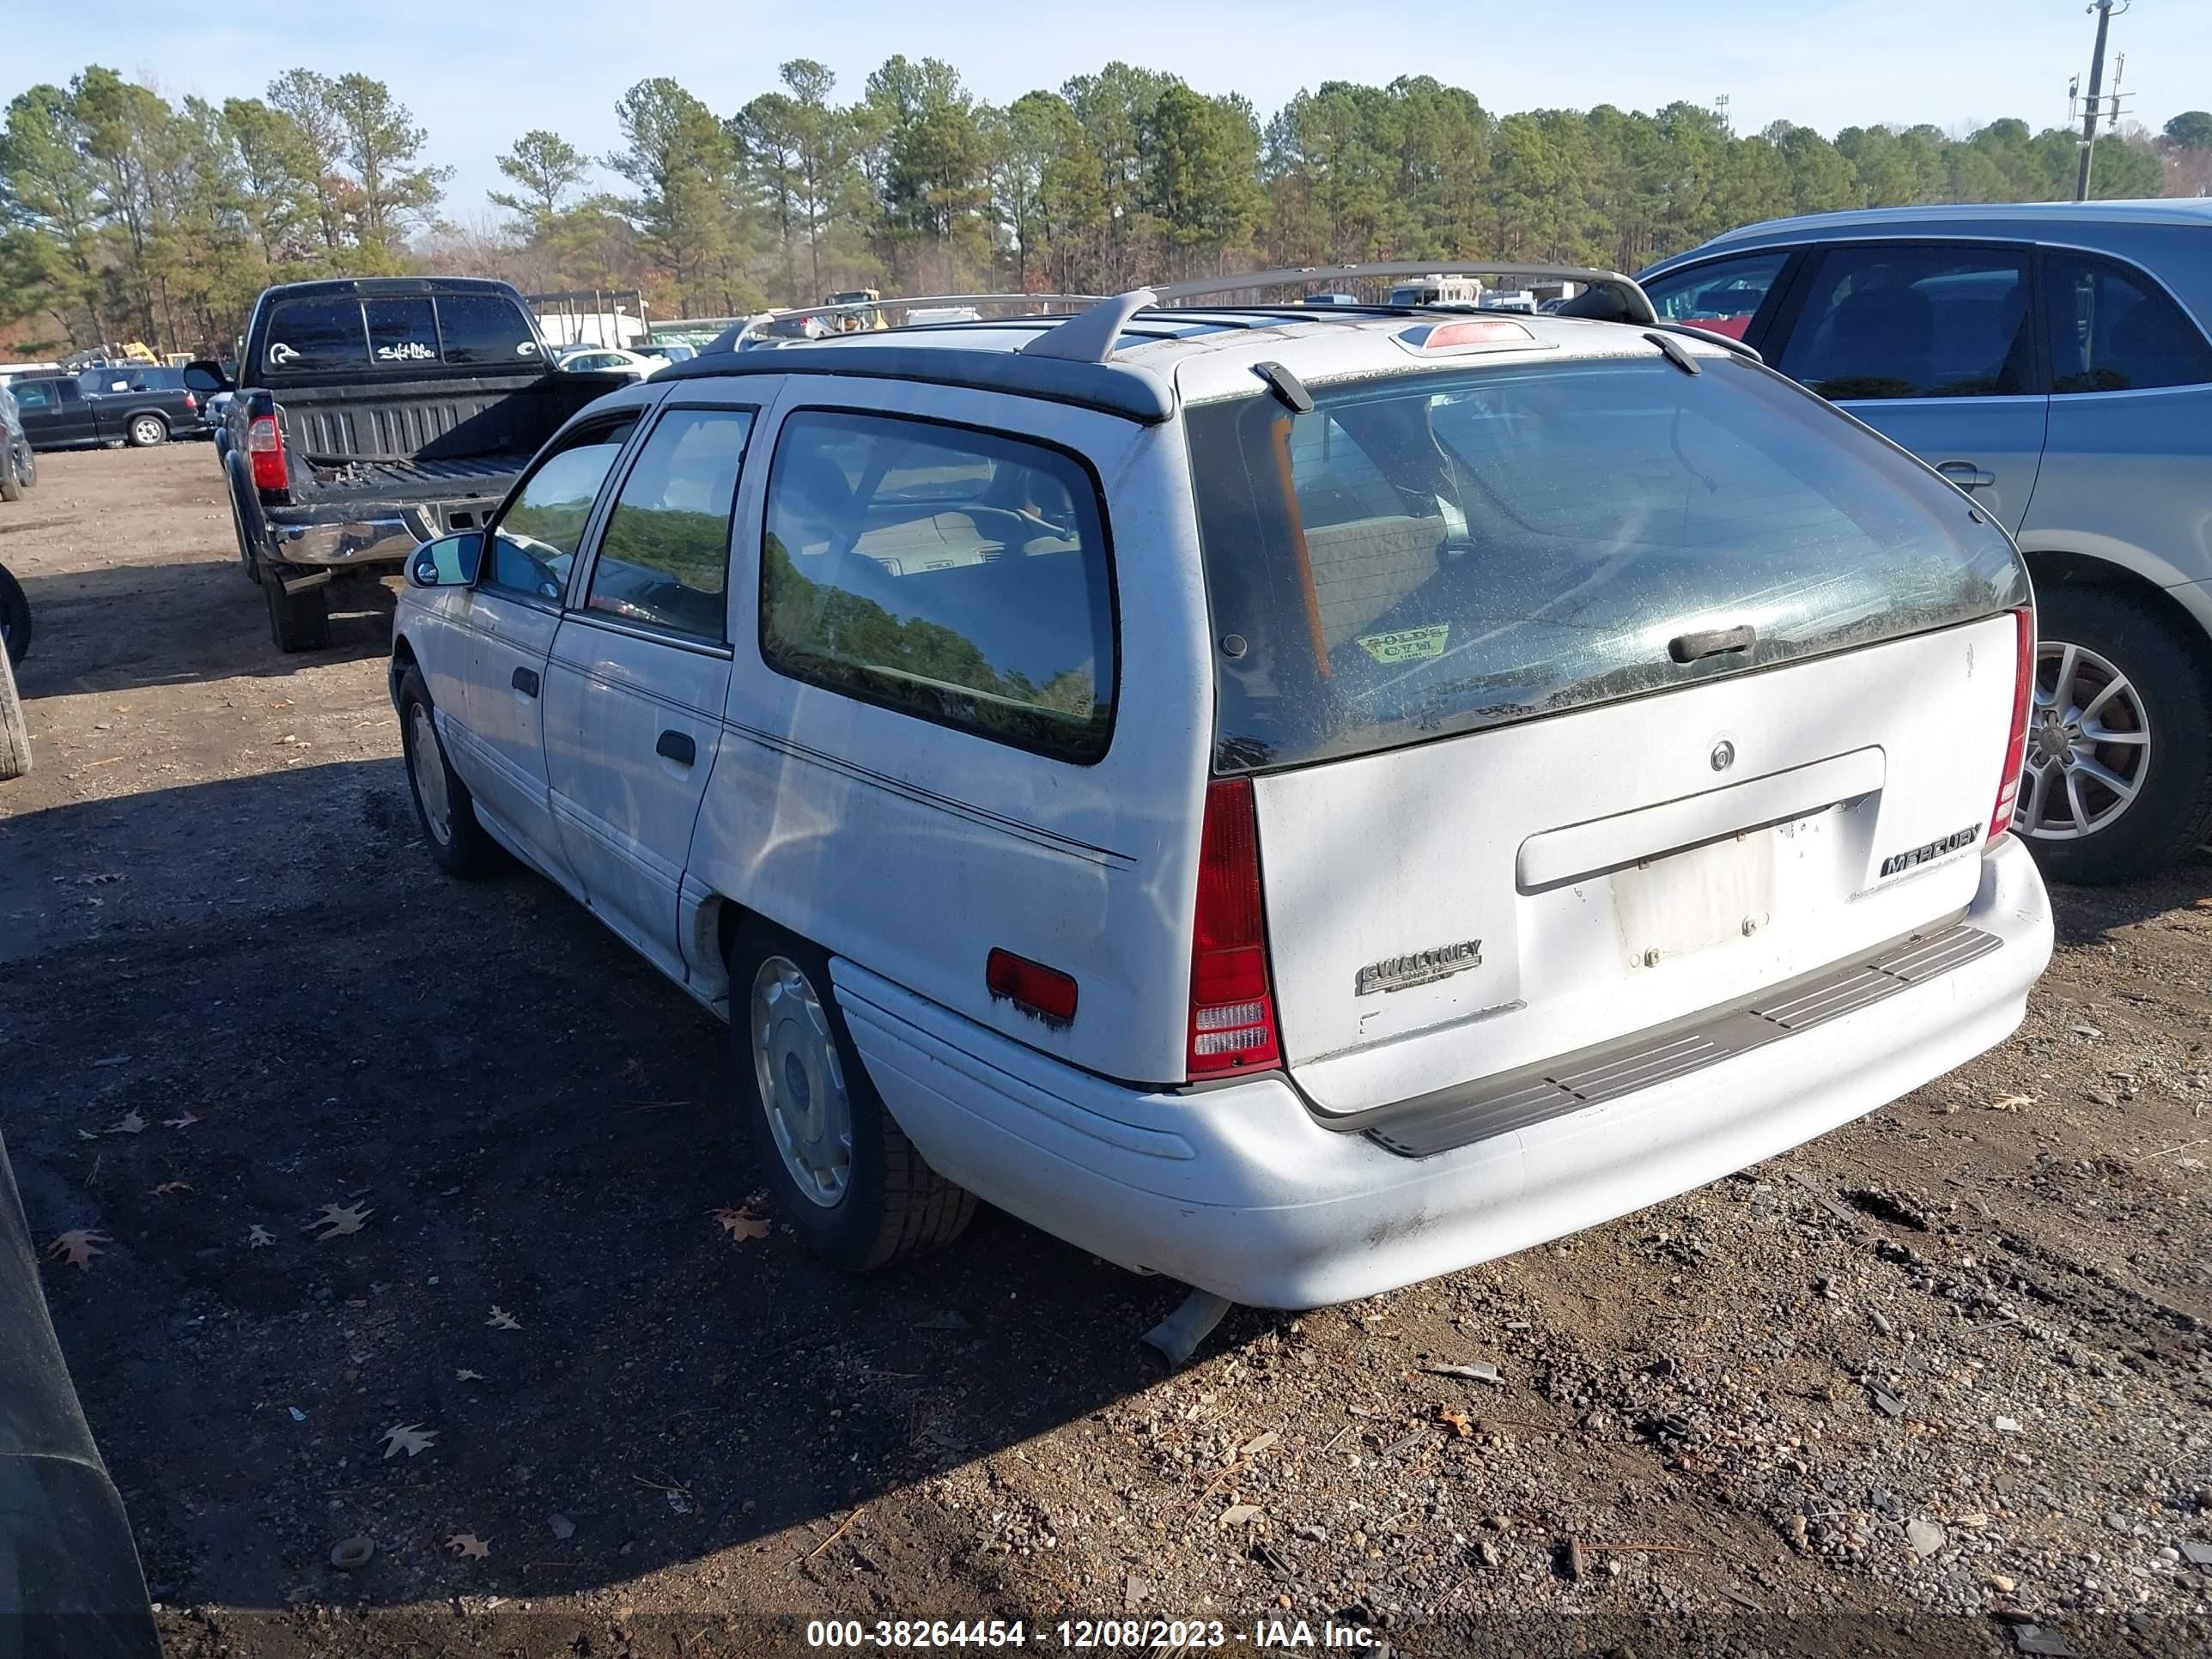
0 562 28 667
264 568 330 653
727 919 975 1272
126 415 167 448
13 445 33 491
0 448 20 502
396 667 495 878
2019 584 2212 885
0 643 27 781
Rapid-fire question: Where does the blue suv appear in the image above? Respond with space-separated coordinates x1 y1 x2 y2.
1643 200 2212 884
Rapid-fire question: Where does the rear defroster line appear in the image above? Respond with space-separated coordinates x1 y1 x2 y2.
1358 922 2002 1158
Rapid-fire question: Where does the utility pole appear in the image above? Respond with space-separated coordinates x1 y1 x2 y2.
2075 0 2117 202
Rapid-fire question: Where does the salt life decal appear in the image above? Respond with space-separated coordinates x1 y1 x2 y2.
1356 939 1483 996
1879 823 1981 878
1357 623 1449 665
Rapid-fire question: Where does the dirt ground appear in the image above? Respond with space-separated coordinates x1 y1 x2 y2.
3 443 2209 1659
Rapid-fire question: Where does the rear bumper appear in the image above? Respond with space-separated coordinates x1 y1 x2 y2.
834 836 2052 1308
267 504 438 569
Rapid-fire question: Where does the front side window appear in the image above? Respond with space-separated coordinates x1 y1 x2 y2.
483 419 637 601
1187 356 2028 772
2044 250 2212 393
1778 243 2033 400
760 410 1116 762
264 299 368 373
435 294 539 366
584 408 753 639
1643 251 1790 342
367 296 439 366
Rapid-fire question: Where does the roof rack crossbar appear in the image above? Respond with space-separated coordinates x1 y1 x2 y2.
1149 261 1656 326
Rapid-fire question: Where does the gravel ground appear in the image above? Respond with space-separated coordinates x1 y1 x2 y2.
3 444 2209 1659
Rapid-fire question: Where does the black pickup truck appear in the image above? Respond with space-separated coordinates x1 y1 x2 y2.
196 277 626 652
9 372 209 450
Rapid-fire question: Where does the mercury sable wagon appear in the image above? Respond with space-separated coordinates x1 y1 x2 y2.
390 282 2054 1308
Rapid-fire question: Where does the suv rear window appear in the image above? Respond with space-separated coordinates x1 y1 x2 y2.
1188 354 2027 772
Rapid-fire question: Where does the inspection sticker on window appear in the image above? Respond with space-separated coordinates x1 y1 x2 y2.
1357 624 1450 665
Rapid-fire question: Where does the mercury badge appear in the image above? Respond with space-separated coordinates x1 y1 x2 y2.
1356 939 1483 996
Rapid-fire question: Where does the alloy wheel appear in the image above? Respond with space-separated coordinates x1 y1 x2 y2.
2020 640 2150 841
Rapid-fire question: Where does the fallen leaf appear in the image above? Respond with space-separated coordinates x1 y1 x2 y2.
164 1112 201 1130
549 1513 575 1540
456 1368 485 1383
487 1306 522 1331
152 1182 191 1196
1219 1504 1262 1527
380 1423 436 1460
47 1230 109 1271
712 1206 771 1242
107 1111 148 1135
246 1224 274 1249
306 1201 373 1242
1437 1406 1474 1437
447 1532 490 1559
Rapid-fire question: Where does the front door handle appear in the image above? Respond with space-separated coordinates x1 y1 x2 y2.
511 665 539 697
656 729 696 767
1936 460 1996 490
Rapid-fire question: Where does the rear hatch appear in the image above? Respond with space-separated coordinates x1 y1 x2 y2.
1185 342 2031 1115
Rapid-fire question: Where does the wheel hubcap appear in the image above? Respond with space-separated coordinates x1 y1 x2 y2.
406 704 453 845
2019 640 2150 842
134 420 159 444
750 956 852 1207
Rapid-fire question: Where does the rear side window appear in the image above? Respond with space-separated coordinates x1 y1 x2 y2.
1644 251 1789 342
2044 251 2212 393
1188 356 2028 773
437 293 541 366
264 299 368 372
585 408 753 640
759 410 1116 763
1778 244 2033 400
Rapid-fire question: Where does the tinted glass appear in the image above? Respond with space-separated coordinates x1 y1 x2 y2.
367 296 439 367
1644 252 1789 342
2044 251 2212 393
485 420 636 600
264 299 367 372
1188 356 2028 772
436 293 540 367
761 410 1116 762
13 381 56 410
585 409 752 638
1778 245 2033 400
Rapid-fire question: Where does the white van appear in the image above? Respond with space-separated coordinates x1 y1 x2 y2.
1388 276 1484 307
390 291 2053 1307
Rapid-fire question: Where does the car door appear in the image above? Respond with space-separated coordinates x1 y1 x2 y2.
1766 240 2048 532
448 414 641 887
543 402 757 981
15 380 92 448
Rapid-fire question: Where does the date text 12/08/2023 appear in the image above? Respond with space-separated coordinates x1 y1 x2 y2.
804 1618 1384 1650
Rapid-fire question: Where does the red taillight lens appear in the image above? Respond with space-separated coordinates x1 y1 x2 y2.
986 948 1078 1025
1188 778 1281 1079
246 414 286 492
1990 607 2034 840
183 392 198 412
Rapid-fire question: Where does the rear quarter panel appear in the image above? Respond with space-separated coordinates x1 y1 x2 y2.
689 382 1213 1085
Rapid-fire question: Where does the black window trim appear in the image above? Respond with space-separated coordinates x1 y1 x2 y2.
476 410 647 611
568 398 761 650
756 402 1124 768
2033 241 2212 398
1759 235 2051 401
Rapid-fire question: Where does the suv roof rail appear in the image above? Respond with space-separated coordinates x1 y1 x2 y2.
1150 262 1657 325
1018 289 1158 363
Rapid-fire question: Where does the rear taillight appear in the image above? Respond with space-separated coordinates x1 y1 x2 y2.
183 392 198 412
1187 778 1281 1079
246 414 286 492
1990 607 2034 840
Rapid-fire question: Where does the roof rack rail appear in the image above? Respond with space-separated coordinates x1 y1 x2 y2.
1018 289 1157 363
1150 261 1656 325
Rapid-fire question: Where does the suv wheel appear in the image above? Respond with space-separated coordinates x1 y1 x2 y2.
397 668 495 877
0 562 29 666
0 645 27 782
127 415 167 448
728 920 975 1272
2019 585 2212 884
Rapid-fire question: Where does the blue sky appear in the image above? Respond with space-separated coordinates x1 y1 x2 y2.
14 1 2210 217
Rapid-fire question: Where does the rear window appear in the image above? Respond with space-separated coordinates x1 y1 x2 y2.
262 292 541 374
1188 354 2027 772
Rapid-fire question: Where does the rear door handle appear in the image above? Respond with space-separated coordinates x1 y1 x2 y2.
656 729 696 767
510 666 539 697
1936 460 1996 489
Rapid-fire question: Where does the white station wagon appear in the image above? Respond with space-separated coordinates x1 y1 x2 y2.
391 278 2055 1309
